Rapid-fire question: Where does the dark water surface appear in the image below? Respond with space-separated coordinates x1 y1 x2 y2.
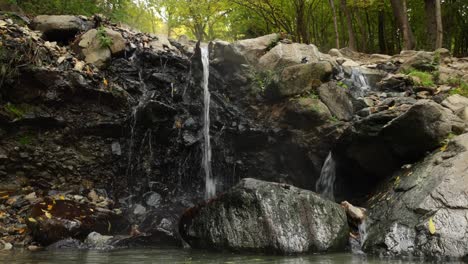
0 249 464 264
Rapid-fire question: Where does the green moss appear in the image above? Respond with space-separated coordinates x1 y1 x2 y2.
18 134 34 146
337 81 348 89
250 69 275 94
406 69 435 87
4 103 25 118
433 51 441 65
97 27 113 48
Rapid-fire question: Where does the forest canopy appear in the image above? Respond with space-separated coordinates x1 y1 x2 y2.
2 0 467 56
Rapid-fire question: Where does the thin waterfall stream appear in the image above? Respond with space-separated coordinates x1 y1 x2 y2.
201 46 215 199
316 151 336 201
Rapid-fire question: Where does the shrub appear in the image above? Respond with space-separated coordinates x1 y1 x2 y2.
97 27 113 48
406 69 435 87
448 78 468 97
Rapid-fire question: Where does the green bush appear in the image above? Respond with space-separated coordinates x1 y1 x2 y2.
448 78 468 97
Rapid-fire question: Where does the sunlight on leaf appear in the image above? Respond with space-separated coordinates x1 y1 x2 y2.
428 217 436 235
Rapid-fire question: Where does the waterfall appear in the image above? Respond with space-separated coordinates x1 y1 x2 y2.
316 152 336 201
358 220 368 247
201 46 215 199
350 67 370 96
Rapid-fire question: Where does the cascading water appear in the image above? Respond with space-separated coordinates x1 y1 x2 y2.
350 67 370 91
315 151 336 201
200 46 215 199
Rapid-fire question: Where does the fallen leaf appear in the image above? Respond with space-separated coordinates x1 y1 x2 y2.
28 217 37 223
103 78 108 86
59 195 65 200
428 217 436 235
41 209 52 219
47 204 53 211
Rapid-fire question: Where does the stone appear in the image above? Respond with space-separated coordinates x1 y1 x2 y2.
399 51 437 72
133 204 146 215
27 198 128 245
266 61 333 99
144 192 161 208
73 28 125 68
341 59 360 67
364 133 468 260
370 53 391 62
111 142 122 156
180 178 349 254
84 232 114 250
31 15 88 42
284 98 332 129
149 34 179 54
442 94 468 121
381 100 466 159
258 43 324 71
317 81 354 121
223 34 279 65
328 48 343 57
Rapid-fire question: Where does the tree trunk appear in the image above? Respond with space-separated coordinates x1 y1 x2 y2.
329 0 340 48
378 10 387 54
424 0 443 50
390 0 416 50
340 0 356 51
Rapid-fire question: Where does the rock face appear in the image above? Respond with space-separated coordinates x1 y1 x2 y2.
364 133 468 260
442 94 468 122
179 178 349 254
266 61 333 99
284 98 332 129
32 15 88 42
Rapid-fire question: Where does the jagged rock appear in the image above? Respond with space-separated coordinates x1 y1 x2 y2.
284 98 332 129
149 34 179 54
377 74 413 92
27 198 128 245
222 34 278 65
364 133 468 260
31 15 89 42
398 51 437 72
73 28 125 67
317 81 354 121
266 61 333 99
258 43 324 71
179 178 349 254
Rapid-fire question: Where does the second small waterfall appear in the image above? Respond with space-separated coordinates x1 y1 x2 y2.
200 46 215 199
316 151 336 201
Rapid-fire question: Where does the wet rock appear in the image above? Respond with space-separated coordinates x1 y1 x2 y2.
27 198 128 245
266 61 333 99
180 178 349 254
84 232 114 250
317 81 354 121
111 142 122 156
144 192 161 208
284 98 332 129
31 15 88 43
258 43 325 71
364 133 468 260
47 238 83 250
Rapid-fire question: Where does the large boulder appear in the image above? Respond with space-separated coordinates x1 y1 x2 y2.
31 15 89 42
73 28 126 67
179 178 349 254
258 43 327 71
266 61 333 99
223 34 279 65
364 133 468 260
26 197 129 245
317 81 354 121
284 97 332 129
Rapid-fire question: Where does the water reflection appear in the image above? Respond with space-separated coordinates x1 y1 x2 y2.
0 249 464 264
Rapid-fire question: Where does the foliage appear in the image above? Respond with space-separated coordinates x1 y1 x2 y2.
97 27 113 48
250 69 275 94
448 78 468 97
406 69 435 87
17 134 34 146
337 81 348 89
266 35 280 51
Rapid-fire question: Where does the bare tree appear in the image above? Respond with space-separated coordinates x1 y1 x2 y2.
329 0 340 48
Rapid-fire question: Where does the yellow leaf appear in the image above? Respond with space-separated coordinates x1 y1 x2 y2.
103 78 108 86
47 204 53 211
59 195 65 200
41 209 52 219
428 217 436 235
28 217 37 223
440 144 447 152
